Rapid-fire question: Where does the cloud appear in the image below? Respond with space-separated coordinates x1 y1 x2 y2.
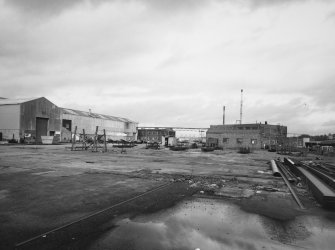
2 0 321 18
0 0 335 135
246 0 306 9
323 120 335 127
3 0 85 16
3 0 212 17
326 10 335 21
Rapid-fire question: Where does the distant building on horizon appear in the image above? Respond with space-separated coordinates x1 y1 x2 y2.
206 122 287 149
137 127 208 144
137 127 175 144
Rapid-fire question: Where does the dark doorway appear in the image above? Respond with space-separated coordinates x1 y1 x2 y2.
36 117 48 143
0 132 2 141
165 137 168 146
62 119 72 131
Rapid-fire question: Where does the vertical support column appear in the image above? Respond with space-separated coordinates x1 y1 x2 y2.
71 126 77 151
103 129 107 152
94 126 98 152
82 129 86 150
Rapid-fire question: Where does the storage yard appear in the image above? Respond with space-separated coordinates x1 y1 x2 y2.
1 144 335 249
2 0 335 249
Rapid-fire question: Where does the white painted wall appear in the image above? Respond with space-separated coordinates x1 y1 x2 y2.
61 113 138 141
174 128 208 141
0 104 20 140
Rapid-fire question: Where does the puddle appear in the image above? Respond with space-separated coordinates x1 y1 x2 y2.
0 190 9 199
86 198 335 250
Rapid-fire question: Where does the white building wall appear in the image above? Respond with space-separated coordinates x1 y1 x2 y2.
0 104 20 140
62 114 125 134
174 128 207 142
61 113 138 141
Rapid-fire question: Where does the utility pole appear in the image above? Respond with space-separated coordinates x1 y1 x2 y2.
223 106 225 125
240 89 243 125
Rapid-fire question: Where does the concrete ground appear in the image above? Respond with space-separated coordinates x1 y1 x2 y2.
0 144 334 249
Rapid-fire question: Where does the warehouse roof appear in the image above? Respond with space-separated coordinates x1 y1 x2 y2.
61 108 136 123
0 97 42 105
0 97 137 123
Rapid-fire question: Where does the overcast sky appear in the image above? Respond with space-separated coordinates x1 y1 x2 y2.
0 0 334 135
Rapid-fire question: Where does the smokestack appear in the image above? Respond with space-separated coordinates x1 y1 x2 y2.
223 106 225 125
240 89 243 125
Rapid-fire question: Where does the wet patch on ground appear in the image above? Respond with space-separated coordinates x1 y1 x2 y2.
85 198 335 250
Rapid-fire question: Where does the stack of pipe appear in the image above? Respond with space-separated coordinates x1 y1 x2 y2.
276 160 298 183
300 162 335 190
272 159 305 209
284 158 301 177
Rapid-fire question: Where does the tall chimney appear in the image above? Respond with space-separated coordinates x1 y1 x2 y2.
240 89 243 125
223 106 226 125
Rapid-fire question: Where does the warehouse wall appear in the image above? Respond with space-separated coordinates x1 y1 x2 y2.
207 127 261 149
20 98 61 142
0 104 20 140
61 113 138 141
206 124 287 149
62 114 124 134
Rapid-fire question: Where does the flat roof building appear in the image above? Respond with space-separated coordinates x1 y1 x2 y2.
137 127 175 143
206 123 287 149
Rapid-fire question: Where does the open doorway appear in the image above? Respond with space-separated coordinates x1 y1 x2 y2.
36 117 48 143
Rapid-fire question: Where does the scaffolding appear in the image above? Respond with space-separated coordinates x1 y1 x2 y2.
71 126 107 152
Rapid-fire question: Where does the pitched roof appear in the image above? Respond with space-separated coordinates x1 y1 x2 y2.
0 96 137 123
61 108 136 123
0 97 41 105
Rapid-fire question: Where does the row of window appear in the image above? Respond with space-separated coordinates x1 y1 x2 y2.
237 127 259 130
141 137 160 141
139 131 162 135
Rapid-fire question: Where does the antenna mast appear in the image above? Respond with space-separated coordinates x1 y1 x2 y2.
240 89 243 125
223 106 225 125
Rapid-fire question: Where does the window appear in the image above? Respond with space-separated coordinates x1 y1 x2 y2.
251 139 257 145
236 138 243 144
222 138 229 143
62 119 72 131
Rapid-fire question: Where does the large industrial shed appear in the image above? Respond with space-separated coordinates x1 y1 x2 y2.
61 108 137 142
0 97 138 143
0 97 61 143
206 123 287 149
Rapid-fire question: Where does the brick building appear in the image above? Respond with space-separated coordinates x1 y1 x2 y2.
206 123 287 149
137 127 175 143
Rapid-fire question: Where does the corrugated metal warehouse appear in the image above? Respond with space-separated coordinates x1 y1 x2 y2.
0 97 138 143
206 123 287 149
61 108 137 142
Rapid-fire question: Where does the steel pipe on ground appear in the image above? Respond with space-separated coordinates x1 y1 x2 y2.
270 160 281 177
